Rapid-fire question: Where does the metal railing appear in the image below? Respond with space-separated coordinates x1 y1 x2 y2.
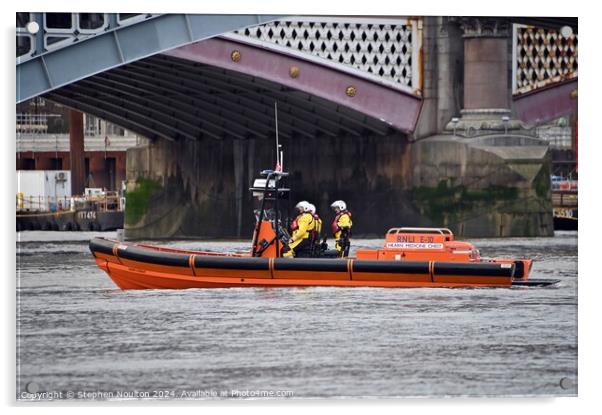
16 192 124 213
16 194 72 212
75 191 123 212
552 192 577 208
16 134 145 152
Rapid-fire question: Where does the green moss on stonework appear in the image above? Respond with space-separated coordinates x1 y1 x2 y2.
412 180 519 224
125 177 163 225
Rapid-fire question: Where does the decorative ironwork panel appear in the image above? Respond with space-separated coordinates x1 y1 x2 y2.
514 25 578 94
234 18 416 88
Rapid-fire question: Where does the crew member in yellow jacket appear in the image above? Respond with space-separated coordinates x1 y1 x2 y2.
307 203 322 242
330 200 352 257
283 201 315 257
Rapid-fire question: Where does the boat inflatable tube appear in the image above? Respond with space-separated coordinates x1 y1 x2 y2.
117 244 190 267
353 261 430 274
89 238 517 286
274 258 348 272
433 262 515 277
195 256 269 270
89 238 115 256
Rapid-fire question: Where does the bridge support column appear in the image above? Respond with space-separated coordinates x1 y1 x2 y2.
444 17 528 135
463 24 509 110
233 138 244 238
69 110 85 195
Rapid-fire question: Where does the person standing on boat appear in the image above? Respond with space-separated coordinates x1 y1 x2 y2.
330 200 352 257
283 201 315 257
307 203 323 254
308 203 322 240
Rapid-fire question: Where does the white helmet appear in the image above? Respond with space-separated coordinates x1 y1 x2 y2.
295 201 311 212
307 203 316 214
330 200 347 211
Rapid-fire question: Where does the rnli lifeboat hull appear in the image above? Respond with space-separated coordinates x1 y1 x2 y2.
90 238 522 289
96 259 515 289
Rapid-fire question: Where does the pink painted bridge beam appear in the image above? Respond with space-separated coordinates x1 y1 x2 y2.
513 78 578 126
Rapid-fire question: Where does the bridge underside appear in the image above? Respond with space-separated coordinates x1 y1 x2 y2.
45 54 401 143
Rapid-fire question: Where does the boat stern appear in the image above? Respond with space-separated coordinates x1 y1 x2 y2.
488 258 532 281
513 259 533 281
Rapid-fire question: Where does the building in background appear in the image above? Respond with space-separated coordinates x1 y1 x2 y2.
16 98 147 192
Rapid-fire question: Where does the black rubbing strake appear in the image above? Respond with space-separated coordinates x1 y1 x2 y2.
117 245 191 267
194 256 270 270
89 238 116 256
274 258 349 272
352 261 430 274
433 262 515 277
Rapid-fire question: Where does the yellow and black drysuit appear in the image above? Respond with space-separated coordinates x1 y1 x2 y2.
312 213 323 242
331 210 352 256
283 212 315 257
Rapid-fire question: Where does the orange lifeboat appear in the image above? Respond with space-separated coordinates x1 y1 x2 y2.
89 170 557 289
90 226 552 289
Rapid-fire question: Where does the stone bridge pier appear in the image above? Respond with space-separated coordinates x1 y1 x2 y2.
410 17 556 237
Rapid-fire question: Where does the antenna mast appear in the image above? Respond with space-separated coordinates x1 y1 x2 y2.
274 101 280 168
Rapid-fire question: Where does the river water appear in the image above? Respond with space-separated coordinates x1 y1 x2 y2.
16 231 577 400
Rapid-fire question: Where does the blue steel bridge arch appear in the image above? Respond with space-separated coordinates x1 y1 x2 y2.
16 14 282 104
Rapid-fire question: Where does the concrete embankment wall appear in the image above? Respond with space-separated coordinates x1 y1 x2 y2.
124 132 553 239
411 135 554 237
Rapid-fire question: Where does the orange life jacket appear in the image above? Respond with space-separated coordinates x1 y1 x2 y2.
331 211 352 235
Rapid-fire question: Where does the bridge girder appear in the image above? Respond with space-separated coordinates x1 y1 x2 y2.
17 14 282 103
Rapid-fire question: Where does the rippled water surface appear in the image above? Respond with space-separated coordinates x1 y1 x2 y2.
16 231 577 399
